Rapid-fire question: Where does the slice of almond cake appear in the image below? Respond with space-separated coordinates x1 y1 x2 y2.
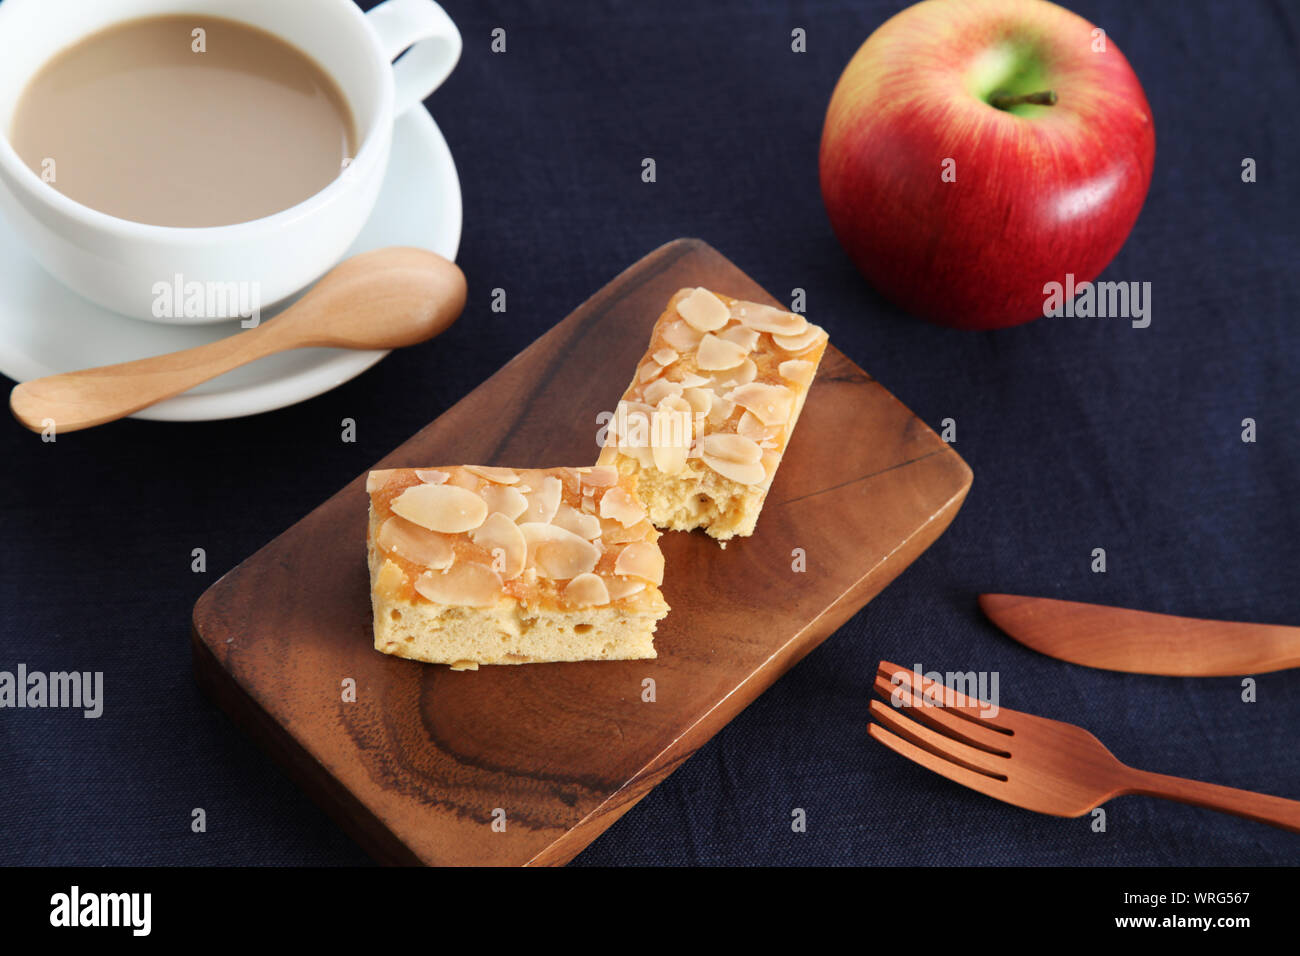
366 465 668 669
598 287 829 541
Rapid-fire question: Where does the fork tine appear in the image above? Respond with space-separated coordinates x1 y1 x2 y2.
871 674 1013 753
869 700 1010 778
877 660 1016 733
868 722 1012 804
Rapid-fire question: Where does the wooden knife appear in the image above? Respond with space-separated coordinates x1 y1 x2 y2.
979 593 1300 676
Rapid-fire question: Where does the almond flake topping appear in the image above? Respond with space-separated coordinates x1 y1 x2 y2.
580 466 619 488
414 469 451 484
480 483 528 521
519 475 562 524
518 523 600 579
599 486 645 527
563 573 611 607
553 503 603 540
392 483 488 534
613 541 665 585
718 325 760 352
697 333 748 371
462 465 520 484
702 432 763 464
676 288 730 331
737 303 808 336
779 359 816 386
701 454 767 485
773 325 827 353
378 516 456 570
726 382 794 426
652 347 679 366
643 377 683 406
604 576 647 600
470 512 527 579
414 563 503 607
661 319 704 352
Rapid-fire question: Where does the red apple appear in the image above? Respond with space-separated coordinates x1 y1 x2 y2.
819 0 1155 329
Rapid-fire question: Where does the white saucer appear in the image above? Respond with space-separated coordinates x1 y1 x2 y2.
0 108 461 422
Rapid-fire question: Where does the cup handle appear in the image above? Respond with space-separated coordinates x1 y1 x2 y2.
365 0 462 115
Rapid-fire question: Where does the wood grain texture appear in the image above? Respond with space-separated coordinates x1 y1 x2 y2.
191 239 972 866
980 593 1300 676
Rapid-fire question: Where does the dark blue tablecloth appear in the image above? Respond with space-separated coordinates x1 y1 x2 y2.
2 0 1297 866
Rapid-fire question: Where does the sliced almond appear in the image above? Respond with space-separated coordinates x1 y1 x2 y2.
563 572 611 607
702 453 767 485
737 302 808 336
518 523 600 579
697 333 748 371
778 359 816 386
773 324 826 353
652 347 679 367
604 576 647 600
702 432 762 464
413 563 503 607
613 541 665 585
637 360 666 384
603 517 656 544
718 325 760 352
643 377 683 407
678 372 710 388
652 409 689 476
726 382 794 426
462 465 520 485
682 386 713 416
519 475 562 524
736 410 769 441
676 288 730 331
392 483 488 534
599 485 645 527
377 515 456 570
622 440 656 470
579 466 619 488
706 396 735 426
414 469 450 485
480 483 528 521
373 558 407 599
611 401 653 447
470 512 527 579
708 357 757 388
661 318 704 352
553 503 603 540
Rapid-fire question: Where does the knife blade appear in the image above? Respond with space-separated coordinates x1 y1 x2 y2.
979 593 1300 676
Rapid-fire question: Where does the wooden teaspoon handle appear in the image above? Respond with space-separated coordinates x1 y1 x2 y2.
9 247 465 434
10 323 290 433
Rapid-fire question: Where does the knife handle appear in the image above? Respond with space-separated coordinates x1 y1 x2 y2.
1123 767 1300 834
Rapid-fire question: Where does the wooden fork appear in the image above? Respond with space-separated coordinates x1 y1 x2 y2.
868 660 1300 833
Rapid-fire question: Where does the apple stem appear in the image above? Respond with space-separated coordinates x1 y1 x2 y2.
989 89 1058 110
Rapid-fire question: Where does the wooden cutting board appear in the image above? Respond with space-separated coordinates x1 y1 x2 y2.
191 238 972 866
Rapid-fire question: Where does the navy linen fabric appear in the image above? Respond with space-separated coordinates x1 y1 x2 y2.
1 0 1297 866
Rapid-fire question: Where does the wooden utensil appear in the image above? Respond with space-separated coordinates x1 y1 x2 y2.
191 239 973 866
9 246 467 433
869 660 1300 833
980 593 1300 676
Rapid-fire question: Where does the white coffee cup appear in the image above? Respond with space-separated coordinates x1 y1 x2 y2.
0 0 461 323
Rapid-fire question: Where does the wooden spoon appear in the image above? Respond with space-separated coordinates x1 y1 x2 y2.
9 246 467 433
